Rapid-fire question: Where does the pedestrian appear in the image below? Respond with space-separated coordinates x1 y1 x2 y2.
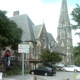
3 54 7 67
4 50 11 66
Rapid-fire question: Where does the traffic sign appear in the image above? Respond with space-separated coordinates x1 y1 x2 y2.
18 44 29 53
23 44 29 53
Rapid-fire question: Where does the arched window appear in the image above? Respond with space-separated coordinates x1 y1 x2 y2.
60 30 65 39
67 32 71 38
61 41 64 46
42 34 47 49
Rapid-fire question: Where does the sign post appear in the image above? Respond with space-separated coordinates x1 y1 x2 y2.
18 44 29 80
22 51 24 80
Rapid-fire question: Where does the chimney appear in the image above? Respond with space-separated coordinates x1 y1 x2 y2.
13 11 19 16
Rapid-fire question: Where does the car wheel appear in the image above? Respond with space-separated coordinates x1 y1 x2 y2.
31 71 34 75
74 69 77 72
44 72 48 76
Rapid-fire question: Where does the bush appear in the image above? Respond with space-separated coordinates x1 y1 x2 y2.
3 65 30 77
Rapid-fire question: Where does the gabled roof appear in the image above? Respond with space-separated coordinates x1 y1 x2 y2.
9 14 36 42
47 32 56 43
33 24 42 39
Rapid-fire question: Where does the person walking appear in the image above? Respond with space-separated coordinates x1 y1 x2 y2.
3 50 11 67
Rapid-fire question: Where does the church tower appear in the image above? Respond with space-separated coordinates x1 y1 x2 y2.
57 0 73 65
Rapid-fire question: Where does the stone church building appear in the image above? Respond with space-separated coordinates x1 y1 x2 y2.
9 0 73 69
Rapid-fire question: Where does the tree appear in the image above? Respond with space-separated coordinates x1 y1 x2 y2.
73 43 80 66
40 49 62 64
71 5 80 65
71 4 80 37
0 10 23 50
73 43 80 56
74 55 80 66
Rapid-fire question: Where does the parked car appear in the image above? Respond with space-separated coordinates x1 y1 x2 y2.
30 66 56 76
61 65 80 72
56 63 65 68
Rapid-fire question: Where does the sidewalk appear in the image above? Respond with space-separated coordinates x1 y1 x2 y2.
1 74 46 80
1 75 32 80
2 77 34 80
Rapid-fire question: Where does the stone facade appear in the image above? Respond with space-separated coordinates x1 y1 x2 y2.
9 13 60 69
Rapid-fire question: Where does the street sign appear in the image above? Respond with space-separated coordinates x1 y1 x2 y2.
23 44 29 53
18 44 23 53
18 44 29 53
18 44 29 80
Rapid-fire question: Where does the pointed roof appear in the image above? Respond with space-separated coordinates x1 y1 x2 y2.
47 32 56 46
9 14 36 42
33 24 42 39
33 22 46 39
58 0 70 27
47 32 57 52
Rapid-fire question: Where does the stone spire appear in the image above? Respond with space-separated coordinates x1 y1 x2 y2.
58 0 70 27
57 0 73 65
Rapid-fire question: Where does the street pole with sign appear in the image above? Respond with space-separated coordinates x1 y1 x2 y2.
18 43 29 80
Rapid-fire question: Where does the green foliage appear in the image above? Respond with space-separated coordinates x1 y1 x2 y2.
73 43 80 66
74 55 80 66
3 65 30 77
71 4 80 66
40 49 62 64
71 4 80 36
0 10 23 50
73 43 80 56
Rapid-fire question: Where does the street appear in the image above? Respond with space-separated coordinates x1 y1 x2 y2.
2 71 80 80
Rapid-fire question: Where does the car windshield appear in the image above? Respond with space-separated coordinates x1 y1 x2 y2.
45 67 52 70
67 65 77 68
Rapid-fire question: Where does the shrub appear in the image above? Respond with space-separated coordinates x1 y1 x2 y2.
3 65 30 77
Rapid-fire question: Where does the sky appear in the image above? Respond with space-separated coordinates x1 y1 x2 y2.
0 0 80 46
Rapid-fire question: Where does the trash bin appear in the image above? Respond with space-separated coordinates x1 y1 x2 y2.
0 72 3 79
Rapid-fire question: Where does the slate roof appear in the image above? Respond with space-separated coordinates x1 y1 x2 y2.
9 14 56 44
33 24 42 39
9 14 36 42
47 32 56 43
